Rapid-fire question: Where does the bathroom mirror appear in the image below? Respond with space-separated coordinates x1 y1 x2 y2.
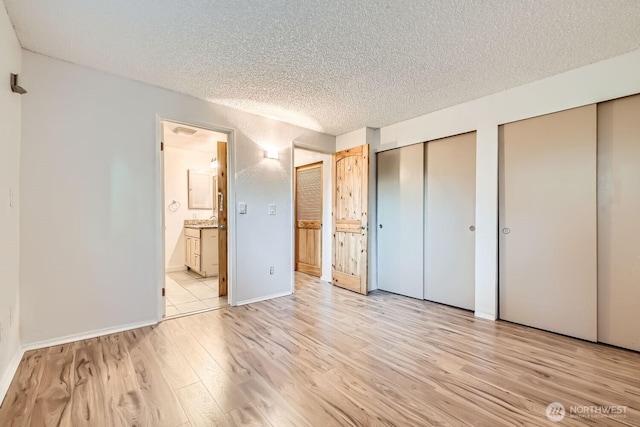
188 169 214 209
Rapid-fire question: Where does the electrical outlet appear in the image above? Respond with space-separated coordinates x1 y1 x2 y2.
270 266 274 275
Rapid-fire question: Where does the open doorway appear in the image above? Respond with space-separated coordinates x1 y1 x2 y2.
162 120 228 318
293 147 332 283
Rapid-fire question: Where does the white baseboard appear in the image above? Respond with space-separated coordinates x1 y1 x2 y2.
20 319 158 353
0 347 25 406
236 291 292 306
165 265 187 273
475 311 497 321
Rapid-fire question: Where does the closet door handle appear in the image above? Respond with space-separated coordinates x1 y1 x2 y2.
379 224 383 229
502 227 511 234
218 192 224 212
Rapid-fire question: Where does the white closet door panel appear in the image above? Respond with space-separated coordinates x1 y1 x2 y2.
499 105 597 341
598 94 640 351
425 132 476 310
377 144 424 299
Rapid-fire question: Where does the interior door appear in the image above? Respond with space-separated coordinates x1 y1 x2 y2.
217 141 228 297
425 132 476 310
499 105 597 341
598 94 640 351
295 162 323 277
332 144 369 294
377 144 424 299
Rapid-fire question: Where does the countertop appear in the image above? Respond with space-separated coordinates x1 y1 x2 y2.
184 219 218 229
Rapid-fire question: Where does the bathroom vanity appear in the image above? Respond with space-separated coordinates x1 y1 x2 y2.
184 220 218 277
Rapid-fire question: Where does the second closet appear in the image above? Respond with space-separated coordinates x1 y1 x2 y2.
377 132 476 310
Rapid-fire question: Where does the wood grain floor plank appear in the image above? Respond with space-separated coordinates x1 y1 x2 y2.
238 378 312 427
226 402 272 427
30 344 74 426
175 382 227 426
146 323 201 390
98 333 149 426
0 350 47 426
1 272 639 426
167 317 251 413
123 328 189 427
70 338 110 426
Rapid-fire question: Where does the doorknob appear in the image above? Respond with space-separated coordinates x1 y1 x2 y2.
379 224 383 229
469 225 475 232
502 227 510 234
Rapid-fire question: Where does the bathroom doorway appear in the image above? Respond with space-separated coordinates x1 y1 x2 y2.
162 120 229 318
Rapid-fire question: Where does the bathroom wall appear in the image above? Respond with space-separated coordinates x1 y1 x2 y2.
164 145 216 271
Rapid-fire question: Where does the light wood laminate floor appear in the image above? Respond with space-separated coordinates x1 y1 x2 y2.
1 273 639 426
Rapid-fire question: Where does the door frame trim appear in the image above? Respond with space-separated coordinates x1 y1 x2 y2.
156 115 238 321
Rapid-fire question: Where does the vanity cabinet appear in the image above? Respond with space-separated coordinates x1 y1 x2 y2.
184 227 219 277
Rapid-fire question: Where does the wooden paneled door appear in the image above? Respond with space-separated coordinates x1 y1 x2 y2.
499 105 597 341
295 162 323 277
217 141 228 297
332 144 369 294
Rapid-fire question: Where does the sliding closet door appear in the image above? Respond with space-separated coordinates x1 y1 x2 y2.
377 144 424 299
424 132 476 310
598 94 640 351
499 105 597 341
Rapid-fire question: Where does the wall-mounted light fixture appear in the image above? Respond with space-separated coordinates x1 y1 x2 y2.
10 74 27 94
264 149 279 160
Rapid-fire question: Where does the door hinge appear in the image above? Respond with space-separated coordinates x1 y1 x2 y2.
162 287 165 297
161 141 164 151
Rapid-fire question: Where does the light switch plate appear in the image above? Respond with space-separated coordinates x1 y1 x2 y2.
239 202 247 214
269 204 276 215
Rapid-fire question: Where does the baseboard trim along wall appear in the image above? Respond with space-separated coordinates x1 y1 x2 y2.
475 311 497 321
0 348 24 406
20 319 159 354
237 291 292 306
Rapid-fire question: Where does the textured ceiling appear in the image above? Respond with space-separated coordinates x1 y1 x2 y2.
5 1 640 135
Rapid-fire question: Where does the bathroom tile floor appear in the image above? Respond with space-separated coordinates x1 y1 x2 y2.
164 270 228 318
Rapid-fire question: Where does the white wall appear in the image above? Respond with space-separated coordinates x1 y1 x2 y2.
19 50 335 346
294 149 332 282
0 4 22 400
376 48 640 320
334 127 379 291
164 146 216 271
